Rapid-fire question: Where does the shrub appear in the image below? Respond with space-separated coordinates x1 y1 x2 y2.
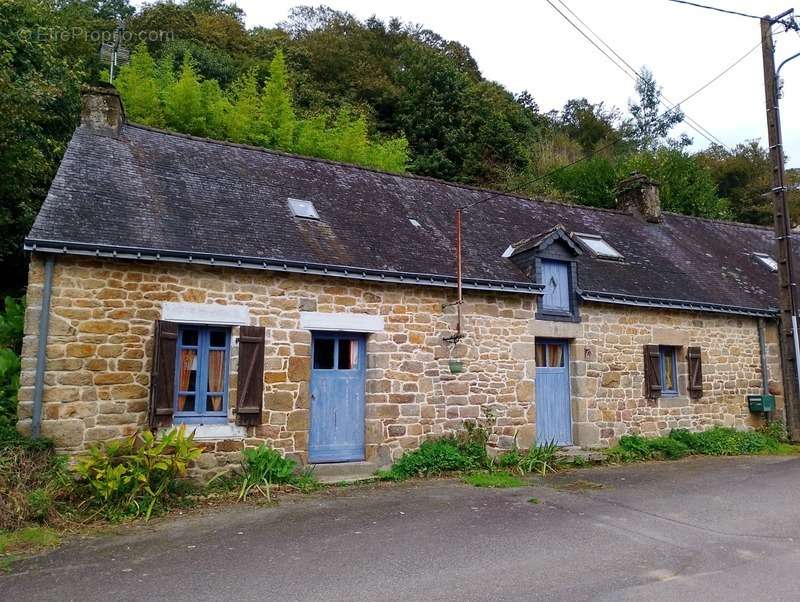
0 296 24 442
758 421 789 444
237 444 315 501
391 438 474 478
75 426 202 520
646 436 690 459
617 435 654 461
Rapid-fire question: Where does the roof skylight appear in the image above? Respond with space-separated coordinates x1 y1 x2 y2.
288 198 320 220
409 218 421 228
754 252 778 272
574 233 623 260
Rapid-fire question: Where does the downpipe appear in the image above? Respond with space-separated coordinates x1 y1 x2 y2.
32 255 55 438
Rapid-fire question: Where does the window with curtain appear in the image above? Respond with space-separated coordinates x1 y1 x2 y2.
659 346 679 396
175 326 230 424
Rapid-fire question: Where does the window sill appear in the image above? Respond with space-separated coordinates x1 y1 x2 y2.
165 423 246 441
658 395 690 409
536 311 581 323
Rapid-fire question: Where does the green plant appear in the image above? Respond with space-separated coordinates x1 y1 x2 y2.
519 441 562 476
617 435 654 461
238 444 299 502
758 421 789 444
462 471 525 488
75 426 202 520
0 296 24 441
390 438 473 479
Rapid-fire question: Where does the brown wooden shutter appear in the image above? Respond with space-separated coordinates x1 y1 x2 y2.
148 320 178 428
687 346 703 399
236 326 265 426
644 344 662 399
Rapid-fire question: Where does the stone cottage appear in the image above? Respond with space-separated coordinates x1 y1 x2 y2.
16 87 788 476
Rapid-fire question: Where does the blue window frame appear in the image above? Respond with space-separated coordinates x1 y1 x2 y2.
174 325 230 424
659 346 679 396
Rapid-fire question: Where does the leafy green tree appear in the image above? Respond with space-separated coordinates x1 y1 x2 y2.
114 43 163 126
226 69 260 143
626 67 686 151
622 147 727 218
0 0 83 296
257 50 295 150
163 53 206 136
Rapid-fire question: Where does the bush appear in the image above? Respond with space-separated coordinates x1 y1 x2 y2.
75 426 203 520
391 438 474 478
237 444 312 501
0 438 72 530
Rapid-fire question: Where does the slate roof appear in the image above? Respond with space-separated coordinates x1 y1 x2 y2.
27 122 790 317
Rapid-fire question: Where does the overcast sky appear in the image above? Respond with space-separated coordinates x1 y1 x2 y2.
234 0 800 168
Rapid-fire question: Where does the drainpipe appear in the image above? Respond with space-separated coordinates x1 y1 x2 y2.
32 255 55 438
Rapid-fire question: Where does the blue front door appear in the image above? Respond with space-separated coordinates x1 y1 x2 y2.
535 340 572 446
309 333 366 463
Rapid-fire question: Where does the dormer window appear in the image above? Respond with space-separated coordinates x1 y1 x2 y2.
754 252 778 272
541 260 571 314
574 233 623 260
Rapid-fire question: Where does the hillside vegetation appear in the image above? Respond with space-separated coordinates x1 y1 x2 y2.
1 0 797 295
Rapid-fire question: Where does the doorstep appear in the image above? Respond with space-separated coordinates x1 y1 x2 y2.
557 446 607 464
308 461 380 484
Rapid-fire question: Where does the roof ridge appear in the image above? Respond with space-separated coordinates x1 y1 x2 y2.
122 122 781 232
122 122 633 217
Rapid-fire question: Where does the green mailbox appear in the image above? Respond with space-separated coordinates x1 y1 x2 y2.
747 394 776 413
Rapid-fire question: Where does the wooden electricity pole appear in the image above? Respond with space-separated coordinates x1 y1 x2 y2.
761 13 800 440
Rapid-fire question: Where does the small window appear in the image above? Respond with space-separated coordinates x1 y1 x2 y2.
535 342 565 367
313 336 360 370
313 338 335 369
288 198 320 220
175 326 230 423
659 346 679 396
574 233 623 260
754 252 778 272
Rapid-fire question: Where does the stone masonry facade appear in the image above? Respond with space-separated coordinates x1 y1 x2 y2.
17 255 783 478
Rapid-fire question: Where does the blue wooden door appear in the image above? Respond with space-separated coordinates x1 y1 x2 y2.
309 333 366 463
541 260 570 312
535 340 572 446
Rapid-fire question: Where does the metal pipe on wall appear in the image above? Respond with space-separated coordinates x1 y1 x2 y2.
32 255 55 438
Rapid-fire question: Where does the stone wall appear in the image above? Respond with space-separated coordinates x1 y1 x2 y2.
18 255 782 478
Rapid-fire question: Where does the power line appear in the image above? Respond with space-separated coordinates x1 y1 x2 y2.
664 0 760 20
551 0 728 149
460 16 772 211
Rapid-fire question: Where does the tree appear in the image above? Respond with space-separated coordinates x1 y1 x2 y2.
226 69 260 143
114 44 163 126
626 67 686 151
257 50 295 150
164 53 206 136
0 0 83 296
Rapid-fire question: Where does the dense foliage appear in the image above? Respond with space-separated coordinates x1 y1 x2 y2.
1 0 797 298
0 297 24 442
236 443 316 501
607 425 792 463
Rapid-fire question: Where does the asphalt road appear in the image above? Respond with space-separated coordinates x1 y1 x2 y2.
4 455 800 601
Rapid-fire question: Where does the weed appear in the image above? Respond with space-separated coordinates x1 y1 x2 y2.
570 455 589 468
462 471 525 488
374 469 404 482
391 438 474 478
527 497 540 504
758 421 789 443
237 444 316 501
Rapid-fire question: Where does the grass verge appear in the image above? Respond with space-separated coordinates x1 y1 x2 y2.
462 471 525 488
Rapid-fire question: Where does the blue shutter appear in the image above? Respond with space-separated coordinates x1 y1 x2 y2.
541 260 570 312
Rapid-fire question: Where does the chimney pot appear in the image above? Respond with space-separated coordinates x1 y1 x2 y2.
615 172 661 223
80 84 124 135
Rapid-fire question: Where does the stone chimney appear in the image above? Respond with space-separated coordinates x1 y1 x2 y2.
615 172 661 223
80 84 124 136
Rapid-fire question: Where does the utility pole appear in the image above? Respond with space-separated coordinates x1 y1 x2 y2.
761 12 800 440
